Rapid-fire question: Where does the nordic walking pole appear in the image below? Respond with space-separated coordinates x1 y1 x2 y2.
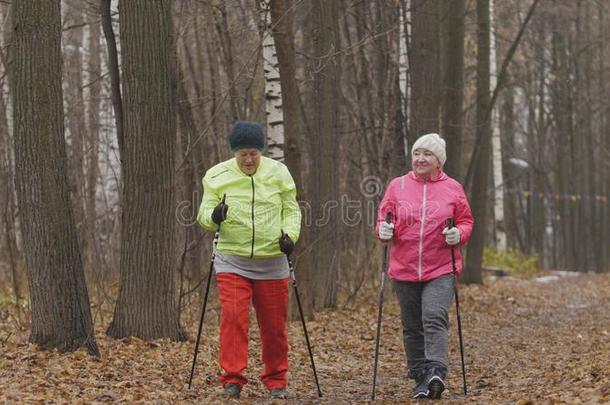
286 246 323 398
371 212 392 400
188 194 226 389
447 218 467 395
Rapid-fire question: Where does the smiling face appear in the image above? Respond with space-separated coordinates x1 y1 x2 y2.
411 148 441 179
234 148 262 175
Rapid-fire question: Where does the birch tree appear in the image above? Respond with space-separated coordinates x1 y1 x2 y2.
489 0 507 251
398 0 409 160
260 0 285 161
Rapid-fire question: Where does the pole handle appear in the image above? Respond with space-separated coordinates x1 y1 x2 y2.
385 212 392 224
447 218 455 229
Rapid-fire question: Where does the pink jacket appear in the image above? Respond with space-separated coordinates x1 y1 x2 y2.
376 171 474 282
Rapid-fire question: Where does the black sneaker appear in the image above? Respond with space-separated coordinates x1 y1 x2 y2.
270 387 287 399
413 375 429 399
223 383 241 399
427 372 445 400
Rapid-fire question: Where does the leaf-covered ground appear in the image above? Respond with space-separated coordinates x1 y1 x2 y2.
1 272 609 404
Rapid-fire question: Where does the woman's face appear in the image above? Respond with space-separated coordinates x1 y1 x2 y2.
234 148 262 175
411 148 441 178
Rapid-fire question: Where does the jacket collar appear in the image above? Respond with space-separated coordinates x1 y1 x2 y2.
407 170 447 183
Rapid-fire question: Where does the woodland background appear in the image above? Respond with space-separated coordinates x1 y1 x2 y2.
0 0 609 402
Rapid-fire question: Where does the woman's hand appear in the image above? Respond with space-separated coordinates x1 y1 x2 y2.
279 232 295 255
379 222 394 241
211 202 228 224
442 226 460 245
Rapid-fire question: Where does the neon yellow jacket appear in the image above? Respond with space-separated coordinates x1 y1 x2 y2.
197 156 301 258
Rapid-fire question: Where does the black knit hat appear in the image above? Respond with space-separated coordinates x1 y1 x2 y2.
228 121 266 151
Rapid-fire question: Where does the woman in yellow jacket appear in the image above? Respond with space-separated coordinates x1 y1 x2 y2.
197 121 301 399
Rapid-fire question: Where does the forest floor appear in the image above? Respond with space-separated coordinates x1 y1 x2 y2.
1 271 609 404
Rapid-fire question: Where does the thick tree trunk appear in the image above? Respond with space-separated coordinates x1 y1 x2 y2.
409 0 440 144
311 0 339 310
270 0 301 184
269 0 312 319
440 0 464 180
11 0 98 354
107 0 184 341
463 0 491 285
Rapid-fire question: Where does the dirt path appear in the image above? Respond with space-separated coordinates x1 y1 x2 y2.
1 273 609 404
279 272 609 404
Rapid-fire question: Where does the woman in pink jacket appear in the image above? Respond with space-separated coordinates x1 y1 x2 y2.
376 133 473 400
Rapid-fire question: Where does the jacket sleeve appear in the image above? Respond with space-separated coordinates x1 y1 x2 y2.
197 173 221 232
375 180 396 239
454 185 474 246
279 166 302 243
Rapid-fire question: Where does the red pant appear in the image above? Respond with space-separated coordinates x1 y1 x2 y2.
216 273 289 390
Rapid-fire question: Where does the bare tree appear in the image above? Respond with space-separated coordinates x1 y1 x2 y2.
10 0 98 354
409 0 440 143
440 0 465 180
85 3 102 275
107 0 184 340
310 0 340 309
463 0 491 285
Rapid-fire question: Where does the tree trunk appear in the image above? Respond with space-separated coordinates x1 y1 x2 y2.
85 5 101 276
409 0 440 145
260 0 285 161
530 23 546 262
463 0 491 285
551 28 575 271
311 0 339 309
489 0 507 252
599 2 609 271
100 0 124 161
11 0 98 354
107 0 184 341
269 0 312 319
398 0 409 163
63 1 87 242
0 33 22 306
214 2 240 122
176 62 205 316
499 80 523 252
440 0 464 180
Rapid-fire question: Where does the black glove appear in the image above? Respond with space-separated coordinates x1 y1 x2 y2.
279 232 294 255
211 202 228 225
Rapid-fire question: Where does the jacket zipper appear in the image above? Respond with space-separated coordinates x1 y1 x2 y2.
250 176 255 258
417 181 427 280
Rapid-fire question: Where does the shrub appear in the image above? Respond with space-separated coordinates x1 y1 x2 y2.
483 247 539 278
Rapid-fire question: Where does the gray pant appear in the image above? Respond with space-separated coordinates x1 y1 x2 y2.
392 274 455 378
